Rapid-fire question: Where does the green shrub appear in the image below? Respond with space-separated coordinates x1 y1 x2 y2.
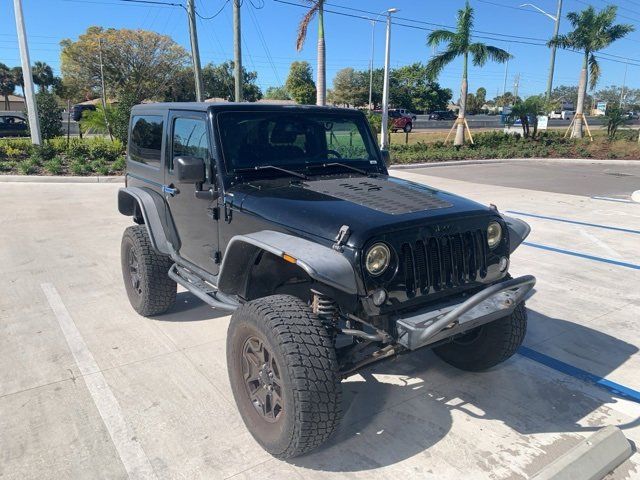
67 140 89 160
0 160 11 172
69 158 90 175
17 158 38 175
112 156 126 172
89 159 110 175
49 137 70 154
87 138 123 162
43 157 63 175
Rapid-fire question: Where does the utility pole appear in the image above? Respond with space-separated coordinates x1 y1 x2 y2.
381 8 398 150
620 62 628 109
368 20 375 110
513 74 520 100
13 0 41 145
98 37 113 141
546 0 563 100
187 0 204 101
502 47 510 96
233 0 243 102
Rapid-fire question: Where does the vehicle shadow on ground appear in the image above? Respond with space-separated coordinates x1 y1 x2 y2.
291 310 639 472
151 291 229 322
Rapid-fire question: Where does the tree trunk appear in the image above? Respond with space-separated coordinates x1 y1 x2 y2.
573 52 588 139
316 3 326 106
454 53 468 146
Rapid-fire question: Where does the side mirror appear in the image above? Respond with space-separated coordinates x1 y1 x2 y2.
380 149 391 167
175 156 205 183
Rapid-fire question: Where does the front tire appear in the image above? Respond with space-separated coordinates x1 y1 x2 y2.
433 302 527 371
227 295 341 459
120 225 176 316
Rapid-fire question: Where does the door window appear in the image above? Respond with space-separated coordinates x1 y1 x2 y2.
129 115 163 167
171 117 209 172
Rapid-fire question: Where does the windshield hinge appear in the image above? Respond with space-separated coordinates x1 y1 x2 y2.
332 225 351 252
224 202 233 223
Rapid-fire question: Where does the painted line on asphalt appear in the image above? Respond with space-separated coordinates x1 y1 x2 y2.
523 242 640 271
507 210 640 235
591 196 635 204
518 346 640 404
41 283 157 480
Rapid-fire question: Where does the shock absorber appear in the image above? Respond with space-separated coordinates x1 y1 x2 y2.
312 291 338 324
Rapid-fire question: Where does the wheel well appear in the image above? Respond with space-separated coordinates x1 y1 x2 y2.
244 251 313 303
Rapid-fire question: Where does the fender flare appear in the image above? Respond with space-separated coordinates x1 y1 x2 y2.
118 187 181 255
218 230 358 296
502 215 531 254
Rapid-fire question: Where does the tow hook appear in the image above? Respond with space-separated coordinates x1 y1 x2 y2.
332 225 351 252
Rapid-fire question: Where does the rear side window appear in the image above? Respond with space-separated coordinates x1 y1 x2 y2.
130 115 163 167
171 117 209 170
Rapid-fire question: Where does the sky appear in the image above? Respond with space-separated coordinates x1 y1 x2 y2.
1 0 640 101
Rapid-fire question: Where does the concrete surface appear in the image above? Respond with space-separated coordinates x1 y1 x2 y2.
1 161 639 479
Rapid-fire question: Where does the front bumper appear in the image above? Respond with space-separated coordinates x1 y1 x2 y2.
396 275 536 350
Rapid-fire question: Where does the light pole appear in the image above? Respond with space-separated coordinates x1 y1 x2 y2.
521 1 563 100
368 20 375 110
381 8 398 150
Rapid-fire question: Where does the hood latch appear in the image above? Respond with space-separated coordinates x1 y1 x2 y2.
332 225 351 252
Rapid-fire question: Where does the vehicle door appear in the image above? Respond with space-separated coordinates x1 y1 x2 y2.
164 110 220 274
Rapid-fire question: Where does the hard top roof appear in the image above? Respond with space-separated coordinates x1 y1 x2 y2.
131 102 360 115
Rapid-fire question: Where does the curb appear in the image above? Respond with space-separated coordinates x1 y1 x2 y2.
389 158 640 169
530 426 633 480
0 175 124 183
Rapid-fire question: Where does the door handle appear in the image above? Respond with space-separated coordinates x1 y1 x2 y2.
162 184 179 196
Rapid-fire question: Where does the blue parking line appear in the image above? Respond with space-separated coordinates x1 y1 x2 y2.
506 210 640 235
523 242 640 270
518 346 640 403
591 196 635 204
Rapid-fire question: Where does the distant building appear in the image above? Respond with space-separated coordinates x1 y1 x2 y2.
1 94 26 112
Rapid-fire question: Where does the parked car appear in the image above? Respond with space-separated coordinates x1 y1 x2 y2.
118 102 535 459
548 110 574 120
388 109 413 133
0 114 29 138
397 108 417 120
429 110 457 120
71 104 97 122
626 111 639 120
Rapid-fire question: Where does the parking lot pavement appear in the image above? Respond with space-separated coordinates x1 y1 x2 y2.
1 168 639 479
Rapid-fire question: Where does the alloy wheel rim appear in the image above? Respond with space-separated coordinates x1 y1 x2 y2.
128 247 142 295
241 336 284 423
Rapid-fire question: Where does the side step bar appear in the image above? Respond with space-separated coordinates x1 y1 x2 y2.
168 264 240 312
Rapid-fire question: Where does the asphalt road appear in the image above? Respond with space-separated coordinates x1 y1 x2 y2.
406 161 640 199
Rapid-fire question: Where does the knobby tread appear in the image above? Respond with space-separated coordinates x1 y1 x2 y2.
433 302 528 372
228 295 342 458
121 225 176 316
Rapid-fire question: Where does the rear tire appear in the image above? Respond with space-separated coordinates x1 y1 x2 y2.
227 295 341 459
433 302 527 371
121 225 176 316
403 123 413 133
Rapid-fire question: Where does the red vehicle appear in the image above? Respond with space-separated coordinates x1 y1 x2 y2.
373 109 413 133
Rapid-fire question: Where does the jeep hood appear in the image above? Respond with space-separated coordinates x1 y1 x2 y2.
228 174 495 247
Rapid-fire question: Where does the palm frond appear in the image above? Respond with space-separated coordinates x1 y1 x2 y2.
456 1 474 46
548 33 575 49
296 2 320 51
425 48 459 81
427 29 457 48
469 44 511 66
606 23 635 42
588 53 600 90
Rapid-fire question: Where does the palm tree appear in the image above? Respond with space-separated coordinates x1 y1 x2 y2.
11 66 24 96
32 61 55 92
0 63 16 110
426 1 511 146
549 6 633 139
296 0 326 106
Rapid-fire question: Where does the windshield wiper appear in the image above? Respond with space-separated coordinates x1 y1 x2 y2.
234 165 308 180
307 162 370 176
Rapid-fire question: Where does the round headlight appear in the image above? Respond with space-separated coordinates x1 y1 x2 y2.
487 221 503 249
365 243 390 276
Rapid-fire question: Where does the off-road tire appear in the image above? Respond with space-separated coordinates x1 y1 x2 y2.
121 225 176 316
433 302 527 371
403 123 413 133
227 295 342 459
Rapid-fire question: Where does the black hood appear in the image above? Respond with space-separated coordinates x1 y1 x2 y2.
228 174 495 247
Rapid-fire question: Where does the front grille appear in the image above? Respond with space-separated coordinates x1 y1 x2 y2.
400 230 488 297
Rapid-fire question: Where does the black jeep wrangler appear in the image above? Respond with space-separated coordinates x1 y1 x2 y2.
118 103 535 458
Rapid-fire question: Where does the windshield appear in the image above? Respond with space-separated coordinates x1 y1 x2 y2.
217 111 380 174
